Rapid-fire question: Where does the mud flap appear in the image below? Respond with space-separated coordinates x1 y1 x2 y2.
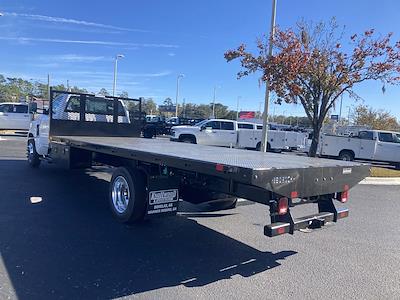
146 176 180 218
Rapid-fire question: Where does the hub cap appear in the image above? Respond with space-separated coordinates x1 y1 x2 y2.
112 176 130 213
28 142 34 154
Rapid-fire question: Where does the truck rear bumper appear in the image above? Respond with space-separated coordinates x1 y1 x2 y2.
265 207 349 237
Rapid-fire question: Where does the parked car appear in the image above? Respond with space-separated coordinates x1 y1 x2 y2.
0 102 35 130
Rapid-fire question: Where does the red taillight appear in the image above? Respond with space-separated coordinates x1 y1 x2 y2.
276 227 286 235
340 185 350 203
215 164 224 172
278 197 288 215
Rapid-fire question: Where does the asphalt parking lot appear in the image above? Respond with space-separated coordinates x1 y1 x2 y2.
1 136 400 300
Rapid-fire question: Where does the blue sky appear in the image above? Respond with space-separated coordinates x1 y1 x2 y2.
0 0 400 119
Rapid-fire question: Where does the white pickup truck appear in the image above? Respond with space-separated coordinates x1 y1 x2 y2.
319 130 400 168
170 119 288 151
0 102 35 130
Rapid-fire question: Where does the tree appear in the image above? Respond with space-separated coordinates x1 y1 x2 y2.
142 98 158 114
98 88 109 96
353 104 400 131
163 97 173 106
119 91 129 98
225 19 400 156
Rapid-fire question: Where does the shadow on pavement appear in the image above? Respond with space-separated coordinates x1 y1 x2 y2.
0 159 297 299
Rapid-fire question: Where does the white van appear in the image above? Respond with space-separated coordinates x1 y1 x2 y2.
0 102 33 130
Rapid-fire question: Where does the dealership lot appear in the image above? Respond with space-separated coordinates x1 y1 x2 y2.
0 136 399 300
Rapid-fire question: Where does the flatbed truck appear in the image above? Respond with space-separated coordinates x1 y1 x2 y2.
27 90 370 237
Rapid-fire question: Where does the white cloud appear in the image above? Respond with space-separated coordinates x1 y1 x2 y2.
167 52 176 57
40 54 111 63
0 36 179 48
3 12 149 33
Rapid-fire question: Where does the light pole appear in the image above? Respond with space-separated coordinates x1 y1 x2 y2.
339 94 343 125
113 54 124 97
347 106 351 125
175 74 184 117
260 0 277 152
236 96 242 120
212 86 220 118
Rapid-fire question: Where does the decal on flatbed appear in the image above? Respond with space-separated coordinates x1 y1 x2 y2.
147 189 179 216
149 189 179 205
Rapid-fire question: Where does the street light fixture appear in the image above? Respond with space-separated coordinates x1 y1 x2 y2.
175 74 185 117
260 0 277 152
113 54 124 97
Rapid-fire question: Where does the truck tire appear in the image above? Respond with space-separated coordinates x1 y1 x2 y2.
180 135 196 144
256 142 271 151
143 125 155 139
180 186 237 210
109 167 147 223
27 139 41 168
338 150 354 161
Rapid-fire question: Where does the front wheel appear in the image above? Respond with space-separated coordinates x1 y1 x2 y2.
109 167 147 223
27 139 41 168
180 136 196 144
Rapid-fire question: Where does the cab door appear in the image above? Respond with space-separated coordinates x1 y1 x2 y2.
358 131 376 160
200 120 237 147
12 104 31 130
374 132 400 162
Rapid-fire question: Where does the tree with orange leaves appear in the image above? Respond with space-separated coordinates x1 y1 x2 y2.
225 20 400 156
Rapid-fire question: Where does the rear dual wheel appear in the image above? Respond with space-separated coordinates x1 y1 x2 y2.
109 167 147 223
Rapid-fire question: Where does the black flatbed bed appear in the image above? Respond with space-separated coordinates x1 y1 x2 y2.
52 135 370 198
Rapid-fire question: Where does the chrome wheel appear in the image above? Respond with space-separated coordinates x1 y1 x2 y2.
28 142 34 154
112 176 130 214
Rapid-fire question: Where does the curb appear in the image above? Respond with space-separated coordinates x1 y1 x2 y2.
360 177 400 185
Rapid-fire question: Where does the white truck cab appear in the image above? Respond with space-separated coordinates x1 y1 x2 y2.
170 119 288 151
0 102 34 130
28 93 130 157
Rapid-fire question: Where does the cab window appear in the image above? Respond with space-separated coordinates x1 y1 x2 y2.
221 121 234 130
359 131 373 140
238 123 254 129
14 105 28 113
205 121 221 130
65 96 81 112
378 132 394 143
0 104 13 113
